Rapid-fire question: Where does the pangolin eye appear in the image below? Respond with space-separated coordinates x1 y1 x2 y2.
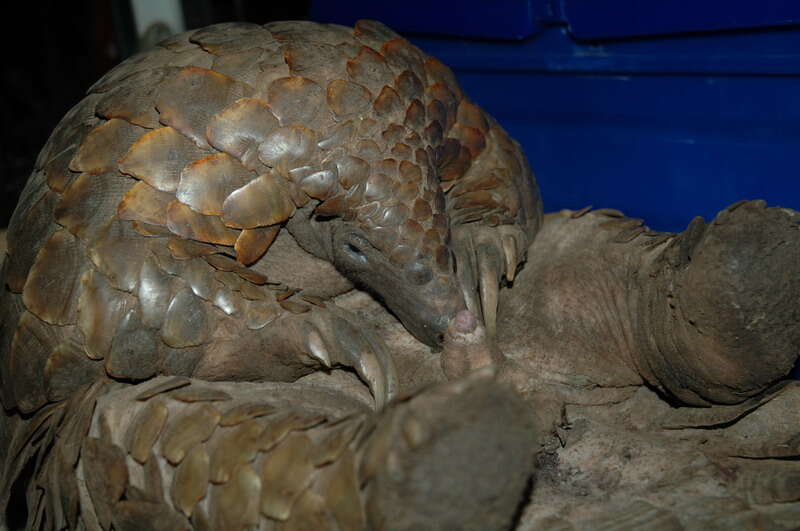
344 242 368 265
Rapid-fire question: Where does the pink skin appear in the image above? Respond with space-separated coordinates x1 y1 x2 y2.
440 310 504 380
452 310 479 335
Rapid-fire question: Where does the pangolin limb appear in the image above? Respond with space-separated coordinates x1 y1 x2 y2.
3 373 535 531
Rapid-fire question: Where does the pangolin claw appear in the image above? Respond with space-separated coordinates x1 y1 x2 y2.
453 238 481 323
501 233 518 282
452 225 527 338
304 307 398 410
476 242 502 337
303 324 332 368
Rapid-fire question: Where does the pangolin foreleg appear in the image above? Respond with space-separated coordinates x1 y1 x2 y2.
19 373 536 530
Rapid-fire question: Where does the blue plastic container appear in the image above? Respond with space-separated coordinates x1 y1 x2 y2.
311 1 800 232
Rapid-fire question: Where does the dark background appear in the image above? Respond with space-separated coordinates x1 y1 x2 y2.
3 1 799 232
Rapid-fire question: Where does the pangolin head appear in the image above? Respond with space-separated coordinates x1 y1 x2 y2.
334 178 465 347
290 158 465 347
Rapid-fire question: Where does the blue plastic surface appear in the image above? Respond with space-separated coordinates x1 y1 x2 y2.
560 0 800 40
311 2 800 233
311 0 800 40
310 1 540 40
413 26 800 75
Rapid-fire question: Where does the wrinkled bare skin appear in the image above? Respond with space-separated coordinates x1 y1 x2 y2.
499 202 800 529
500 202 800 405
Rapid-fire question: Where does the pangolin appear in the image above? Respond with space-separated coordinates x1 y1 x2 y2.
0 19 541 529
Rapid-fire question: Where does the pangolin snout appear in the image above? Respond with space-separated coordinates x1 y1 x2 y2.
400 297 461 347
331 227 466 347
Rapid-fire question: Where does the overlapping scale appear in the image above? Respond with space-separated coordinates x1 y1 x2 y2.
190 22 271 55
126 399 169 463
22 230 84 325
138 256 174 328
373 85 405 122
107 308 161 379
327 79 372 120
284 41 349 76
88 220 152 292
44 338 104 402
70 119 145 174
235 226 280 265
257 125 320 178
161 288 210 348
82 437 129 529
211 48 265 87
394 70 424 102
157 67 253 150
35 94 101 171
160 403 220 465
424 56 463 100
260 431 316 520
88 46 214 94
206 98 279 170
180 258 216 300
176 153 256 216
54 171 134 241
43 147 80 194
380 39 426 81
221 172 296 229
208 464 261 529
209 419 264 484
172 445 210 516
77 269 136 360
119 127 209 192
96 67 179 128
347 46 392 94
166 200 240 245
8 311 59 413
267 76 326 128
353 19 402 50
117 180 174 226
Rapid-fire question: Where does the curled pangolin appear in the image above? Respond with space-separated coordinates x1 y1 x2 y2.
1 19 541 414
0 19 541 530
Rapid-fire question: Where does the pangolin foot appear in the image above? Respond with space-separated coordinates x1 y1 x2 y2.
642 200 800 405
194 303 398 410
361 370 537 530
301 304 399 409
451 224 527 337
